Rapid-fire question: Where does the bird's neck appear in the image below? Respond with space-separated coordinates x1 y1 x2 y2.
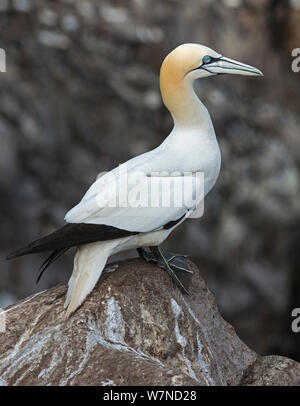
160 77 211 129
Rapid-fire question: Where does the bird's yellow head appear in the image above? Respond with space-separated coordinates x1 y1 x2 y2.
159 43 263 123
160 43 221 85
160 43 263 85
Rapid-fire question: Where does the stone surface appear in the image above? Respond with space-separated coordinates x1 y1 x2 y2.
241 355 300 386
0 259 299 386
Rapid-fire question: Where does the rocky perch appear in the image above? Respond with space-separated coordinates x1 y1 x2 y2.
0 259 299 386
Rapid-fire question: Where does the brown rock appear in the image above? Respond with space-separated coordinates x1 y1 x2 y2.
241 355 300 386
0 259 299 386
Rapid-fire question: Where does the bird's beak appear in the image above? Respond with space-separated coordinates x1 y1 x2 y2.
203 56 263 77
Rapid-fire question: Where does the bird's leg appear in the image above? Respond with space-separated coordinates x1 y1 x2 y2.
137 247 156 263
137 247 192 272
138 247 192 272
137 246 192 294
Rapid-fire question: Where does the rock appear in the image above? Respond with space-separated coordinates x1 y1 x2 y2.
38 30 71 49
0 259 299 386
241 355 300 386
38 9 58 27
12 0 33 13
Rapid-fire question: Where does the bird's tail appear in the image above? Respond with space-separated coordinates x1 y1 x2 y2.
6 223 136 260
64 239 120 319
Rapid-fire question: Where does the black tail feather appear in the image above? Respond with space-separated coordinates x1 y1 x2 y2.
6 223 137 260
6 218 182 261
36 248 69 284
6 223 137 284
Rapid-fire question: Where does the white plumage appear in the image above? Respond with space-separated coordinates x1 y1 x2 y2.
64 130 214 232
61 44 262 317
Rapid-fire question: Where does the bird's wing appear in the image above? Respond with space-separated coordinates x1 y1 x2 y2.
65 153 204 233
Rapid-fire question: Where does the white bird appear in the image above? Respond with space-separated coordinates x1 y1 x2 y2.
7 44 263 318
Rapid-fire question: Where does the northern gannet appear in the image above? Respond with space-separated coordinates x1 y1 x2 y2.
7 44 262 318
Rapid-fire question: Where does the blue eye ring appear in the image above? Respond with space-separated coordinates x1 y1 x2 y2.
202 55 212 64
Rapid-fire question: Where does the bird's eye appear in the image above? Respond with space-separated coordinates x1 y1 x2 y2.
202 55 212 64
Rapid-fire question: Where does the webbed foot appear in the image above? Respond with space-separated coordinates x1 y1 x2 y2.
137 247 192 294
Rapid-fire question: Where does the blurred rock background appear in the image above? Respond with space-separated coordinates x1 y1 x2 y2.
0 0 299 362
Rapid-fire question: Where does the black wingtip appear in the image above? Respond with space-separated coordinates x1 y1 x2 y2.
5 242 41 260
6 247 29 260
